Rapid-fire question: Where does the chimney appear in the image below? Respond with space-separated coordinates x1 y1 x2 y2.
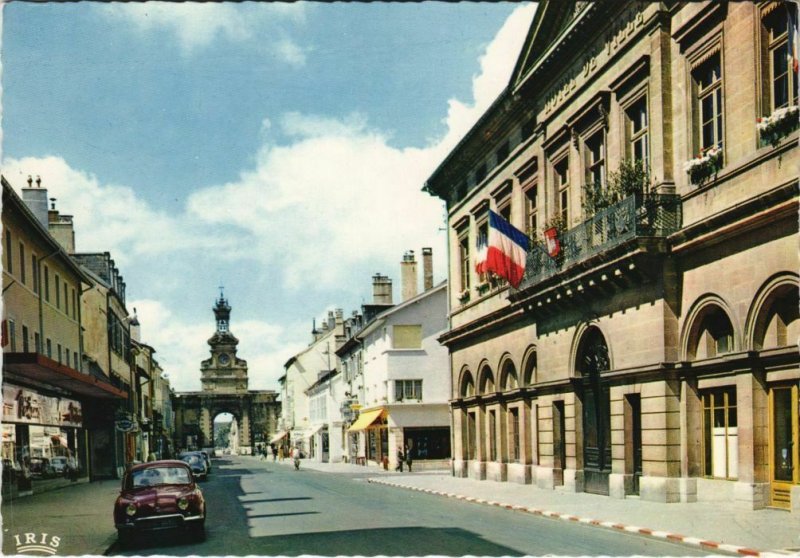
335 308 343 324
372 273 393 305
21 175 49 228
422 247 433 291
327 310 335 330
46 198 76 253
400 250 418 301
311 318 321 343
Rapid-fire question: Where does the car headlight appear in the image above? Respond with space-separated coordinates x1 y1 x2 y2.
126 503 137 516
177 497 189 511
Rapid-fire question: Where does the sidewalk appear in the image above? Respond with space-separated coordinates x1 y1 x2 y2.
292 458 800 557
1 479 120 556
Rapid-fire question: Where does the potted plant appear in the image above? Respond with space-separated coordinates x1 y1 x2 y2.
684 145 722 186
757 105 799 147
457 289 470 304
476 280 491 296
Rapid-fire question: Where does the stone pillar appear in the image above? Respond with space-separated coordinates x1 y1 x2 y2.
680 377 701 502
734 370 770 509
241 406 252 455
452 405 467 478
471 405 487 480
200 407 212 448
639 379 682 503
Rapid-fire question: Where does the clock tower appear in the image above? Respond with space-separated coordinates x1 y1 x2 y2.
201 291 248 393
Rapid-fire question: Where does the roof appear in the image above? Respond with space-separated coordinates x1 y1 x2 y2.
356 280 447 341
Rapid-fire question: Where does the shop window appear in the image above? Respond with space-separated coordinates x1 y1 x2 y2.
488 410 497 461
18 243 25 285
393 325 422 349
692 53 724 156
509 407 520 462
625 96 649 163
5 229 12 274
702 387 738 479
395 379 422 401
404 427 450 460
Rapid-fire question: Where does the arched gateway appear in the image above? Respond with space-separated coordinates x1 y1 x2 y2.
172 293 280 454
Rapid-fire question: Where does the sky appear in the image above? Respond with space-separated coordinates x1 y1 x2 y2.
1 2 536 394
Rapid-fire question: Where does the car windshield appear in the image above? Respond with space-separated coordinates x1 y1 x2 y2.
130 466 190 487
182 455 202 464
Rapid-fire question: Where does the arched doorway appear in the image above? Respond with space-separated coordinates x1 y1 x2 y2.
578 326 611 495
213 412 238 454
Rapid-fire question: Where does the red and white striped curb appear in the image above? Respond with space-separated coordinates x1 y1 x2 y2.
367 478 764 557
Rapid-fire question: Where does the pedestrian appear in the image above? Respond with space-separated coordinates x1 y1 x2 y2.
271 443 278 462
395 447 404 472
405 444 413 472
291 446 300 470
261 445 268 460
278 446 284 460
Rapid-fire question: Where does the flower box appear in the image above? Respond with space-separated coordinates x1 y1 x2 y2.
684 146 722 186
757 106 799 147
457 289 470 304
476 282 491 296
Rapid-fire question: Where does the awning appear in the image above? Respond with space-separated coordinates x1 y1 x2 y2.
3 353 127 400
269 430 288 444
348 408 385 432
304 423 325 438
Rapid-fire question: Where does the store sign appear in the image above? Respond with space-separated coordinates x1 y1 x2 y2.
115 419 136 433
2 385 83 428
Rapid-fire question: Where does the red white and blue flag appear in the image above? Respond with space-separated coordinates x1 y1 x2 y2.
790 5 799 73
482 210 530 288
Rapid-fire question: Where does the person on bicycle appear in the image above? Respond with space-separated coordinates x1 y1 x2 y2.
291 446 300 470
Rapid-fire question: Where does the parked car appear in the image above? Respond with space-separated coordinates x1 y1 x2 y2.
29 457 55 478
50 456 69 475
114 460 205 547
178 453 208 481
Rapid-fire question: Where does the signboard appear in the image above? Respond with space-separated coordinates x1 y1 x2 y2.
115 419 137 433
2 385 83 428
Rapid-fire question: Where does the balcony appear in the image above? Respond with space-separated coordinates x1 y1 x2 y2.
517 193 681 292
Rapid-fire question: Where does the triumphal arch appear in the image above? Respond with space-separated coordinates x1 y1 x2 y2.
172 293 280 454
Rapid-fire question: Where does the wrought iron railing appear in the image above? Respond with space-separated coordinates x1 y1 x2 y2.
518 193 681 290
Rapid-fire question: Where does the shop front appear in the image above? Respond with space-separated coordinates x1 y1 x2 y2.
348 408 387 466
2 384 88 497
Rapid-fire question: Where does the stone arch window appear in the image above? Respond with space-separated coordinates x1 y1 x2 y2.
500 359 518 391
688 305 735 360
522 347 537 386
478 365 495 394
752 281 799 350
459 370 475 398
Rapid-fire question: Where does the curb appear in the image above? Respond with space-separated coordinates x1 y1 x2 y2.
367 478 764 557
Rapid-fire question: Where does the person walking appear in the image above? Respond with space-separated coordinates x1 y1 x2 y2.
291 446 301 470
395 447 404 472
405 444 413 472
271 444 278 462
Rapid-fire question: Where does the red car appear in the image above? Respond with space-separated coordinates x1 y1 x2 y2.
114 460 206 546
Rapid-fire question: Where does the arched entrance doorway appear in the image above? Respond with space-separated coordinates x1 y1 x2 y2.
578 326 611 495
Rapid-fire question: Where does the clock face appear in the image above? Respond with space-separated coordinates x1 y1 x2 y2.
218 353 230 366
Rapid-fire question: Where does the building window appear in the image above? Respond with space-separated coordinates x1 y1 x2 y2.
44 266 50 302
65 348 70 367
8 319 16 352
392 325 422 349
476 218 489 283
764 5 799 112
35 332 41 354
46 338 52 359
18 243 26 285
488 410 497 461
395 379 422 401
496 140 510 165
63 283 69 316
467 411 477 460
72 288 77 319
554 157 570 225
509 407 520 462
57 343 62 364
475 162 487 184
55 274 61 309
693 53 724 155
31 254 38 294
584 130 606 188
524 183 538 239
74 352 79 370
458 232 470 295
625 96 649 163
5 229 12 274
22 325 29 352
702 387 738 479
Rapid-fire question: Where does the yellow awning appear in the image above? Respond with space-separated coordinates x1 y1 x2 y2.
348 408 385 432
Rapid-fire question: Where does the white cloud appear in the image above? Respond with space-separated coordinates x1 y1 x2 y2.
96 2 309 65
3 4 537 388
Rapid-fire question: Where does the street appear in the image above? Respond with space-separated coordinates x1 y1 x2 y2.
110 455 713 556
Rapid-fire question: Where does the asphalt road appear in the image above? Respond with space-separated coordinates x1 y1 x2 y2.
110 455 716 556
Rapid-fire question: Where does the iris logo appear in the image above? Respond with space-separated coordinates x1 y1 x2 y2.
13 533 61 555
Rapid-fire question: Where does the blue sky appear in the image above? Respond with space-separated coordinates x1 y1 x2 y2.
2 2 536 392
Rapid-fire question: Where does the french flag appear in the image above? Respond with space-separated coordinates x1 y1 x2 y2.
485 210 530 288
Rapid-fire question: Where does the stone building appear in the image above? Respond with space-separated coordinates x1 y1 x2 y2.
424 1 798 511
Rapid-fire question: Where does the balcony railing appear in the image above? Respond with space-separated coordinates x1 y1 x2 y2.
518 193 681 290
